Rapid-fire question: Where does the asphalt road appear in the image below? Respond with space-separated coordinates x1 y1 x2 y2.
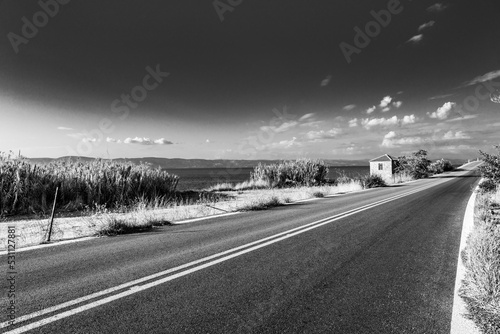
1 163 481 333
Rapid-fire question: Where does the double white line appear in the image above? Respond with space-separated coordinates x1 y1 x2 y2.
2 181 444 333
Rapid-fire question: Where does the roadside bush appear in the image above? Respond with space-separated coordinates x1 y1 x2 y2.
460 191 500 333
361 174 386 188
478 179 497 193
250 159 329 188
396 149 431 179
429 159 454 174
0 152 179 216
479 145 500 184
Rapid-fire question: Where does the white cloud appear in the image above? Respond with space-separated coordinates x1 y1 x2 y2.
401 114 416 125
418 21 435 31
443 130 470 140
82 138 98 143
382 131 424 148
463 70 500 86
384 131 396 139
343 104 356 111
124 137 173 145
392 101 403 108
321 75 332 87
106 137 122 144
407 34 423 44
154 138 173 145
299 113 315 121
361 116 398 129
427 3 448 12
446 114 479 122
427 102 456 120
382 107 391 113
361 114 417 129
348 118 358 127
379 96 393 108
366 106 376 114
57 126 73 131
305 128 342 140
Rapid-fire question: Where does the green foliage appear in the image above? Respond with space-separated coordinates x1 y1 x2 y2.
250 159 329 188
479 145 500 184
396 149 431 179
429 158 454 174
0 152 179 216
361 174 386 188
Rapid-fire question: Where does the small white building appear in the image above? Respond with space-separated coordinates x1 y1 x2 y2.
369 154 398 181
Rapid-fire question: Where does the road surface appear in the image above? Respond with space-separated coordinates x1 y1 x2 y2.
1 163 481 333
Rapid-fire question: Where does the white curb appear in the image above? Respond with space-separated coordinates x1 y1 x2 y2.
450 181 481 334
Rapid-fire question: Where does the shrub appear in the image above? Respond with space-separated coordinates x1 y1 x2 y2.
479 145 500 184
429 159 454 174
396 149 431 179
478 179 497 193
362 174 386 188
0 152 179 216
250 159 329 188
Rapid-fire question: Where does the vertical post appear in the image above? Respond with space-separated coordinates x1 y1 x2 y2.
47 187 59 242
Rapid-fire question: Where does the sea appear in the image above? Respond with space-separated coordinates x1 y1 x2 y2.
166 166 370 191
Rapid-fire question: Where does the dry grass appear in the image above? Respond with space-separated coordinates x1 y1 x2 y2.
460 188 500 333
0 180 365 248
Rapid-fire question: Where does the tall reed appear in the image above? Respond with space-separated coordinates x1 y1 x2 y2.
0 152 179 216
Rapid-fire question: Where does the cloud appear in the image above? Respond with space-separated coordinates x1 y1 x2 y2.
348 118 358 127
320 75 332 87
381 131 424 148
260 120 298 133
463 70 500 86
429 93 455 100
361 116 398 129
343 104 356 111
379 96 393 108
401 114 416 125
427 3 448 12
123 137 173 145
446 114 479 122
106 137 122 144
392 101 403 108
427 102 456 120
82 138 98 143
443 130 470 140
298 113 315 121
407 34 423 44
305 128 343 140
418 21 435 31
57 126 73 131
361 114 416 129
366 106 376 114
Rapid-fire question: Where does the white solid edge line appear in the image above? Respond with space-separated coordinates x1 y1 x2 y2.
3 182 441 334
1 183 434 330
449 180 481 334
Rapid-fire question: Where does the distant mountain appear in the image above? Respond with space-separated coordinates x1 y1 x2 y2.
27 156 467 169
27 157 370 169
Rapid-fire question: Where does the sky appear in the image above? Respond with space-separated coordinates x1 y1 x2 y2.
0 0 499 161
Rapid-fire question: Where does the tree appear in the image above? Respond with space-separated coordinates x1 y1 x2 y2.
396 149 431 179
478 145 500 184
